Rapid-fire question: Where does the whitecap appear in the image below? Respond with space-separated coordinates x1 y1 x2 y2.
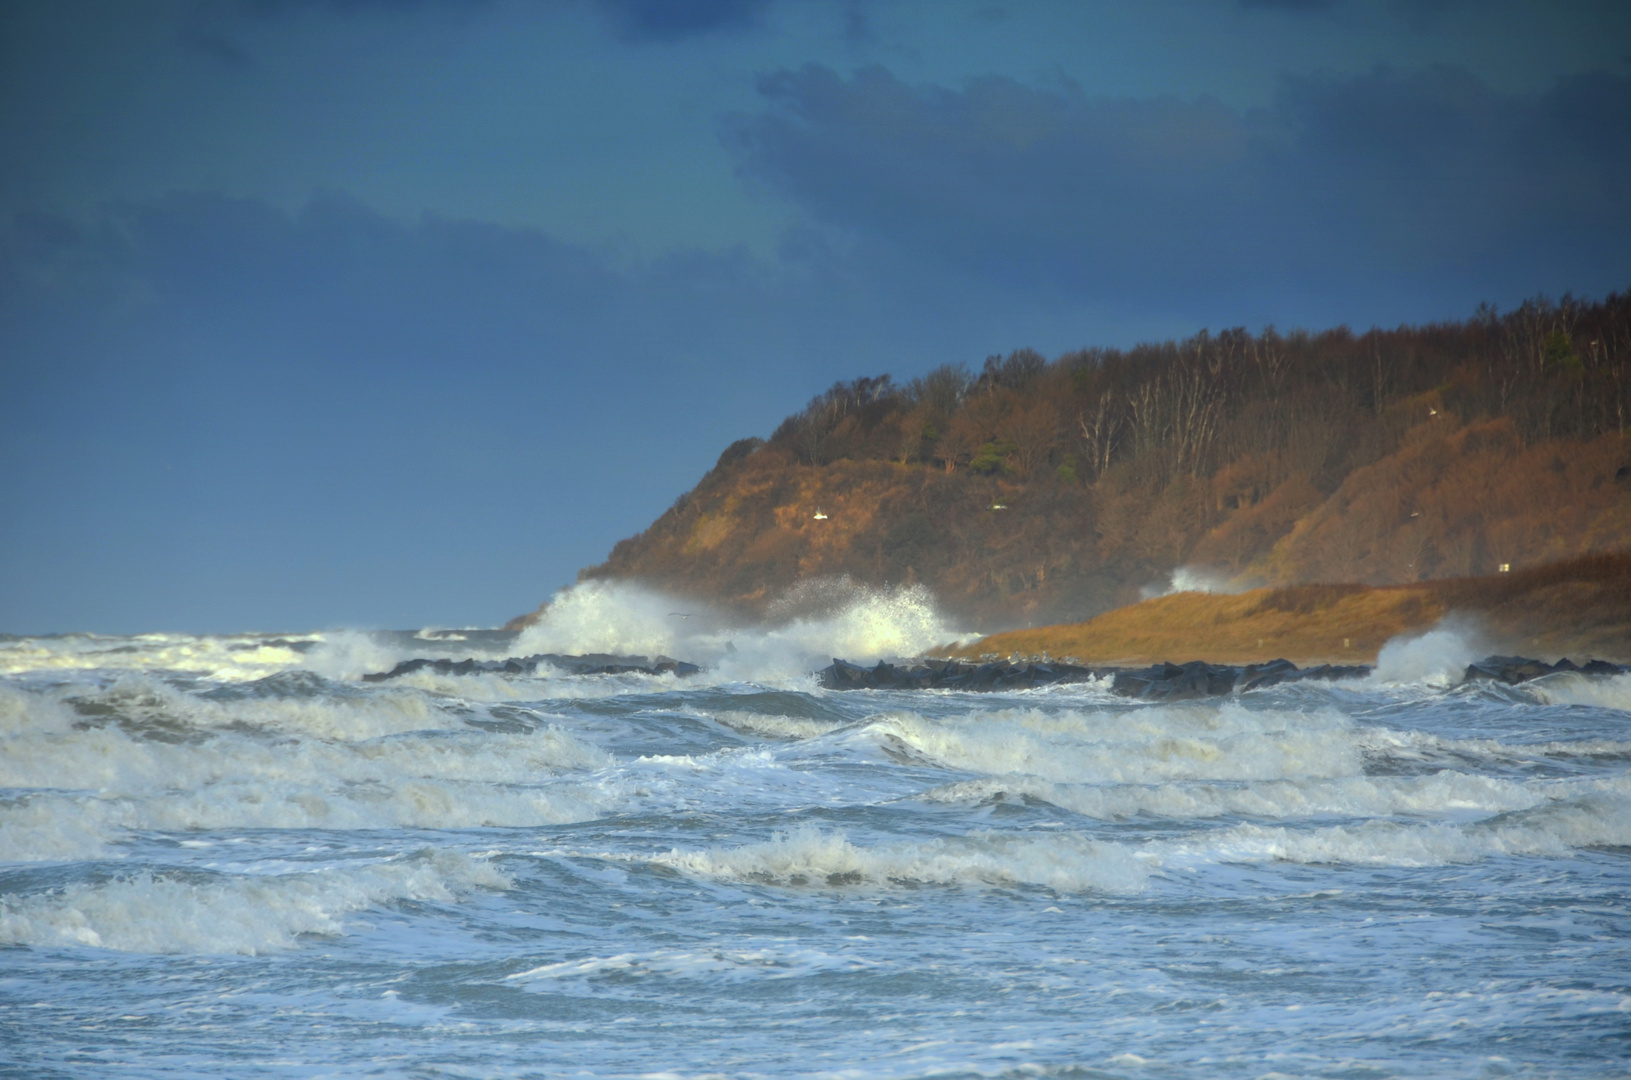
651 826 1149 894
859 703 1363 784
0 848 510 954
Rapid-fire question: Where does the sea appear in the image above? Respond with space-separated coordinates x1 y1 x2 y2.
2 581 1628 1079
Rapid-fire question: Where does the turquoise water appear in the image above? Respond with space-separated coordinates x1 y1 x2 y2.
2 617 1628 1078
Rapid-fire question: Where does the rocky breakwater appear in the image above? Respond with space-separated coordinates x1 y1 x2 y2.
819 654 1627 700
1461 655 1626 683
818 657 1367 699
363 653 702 682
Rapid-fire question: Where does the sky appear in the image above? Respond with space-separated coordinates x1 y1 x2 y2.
2 0 1628 634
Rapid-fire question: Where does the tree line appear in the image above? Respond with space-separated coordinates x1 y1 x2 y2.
757 290 1631 493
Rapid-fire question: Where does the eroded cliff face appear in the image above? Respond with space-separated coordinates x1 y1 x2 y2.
529 417 1631 630
574 451 1117 626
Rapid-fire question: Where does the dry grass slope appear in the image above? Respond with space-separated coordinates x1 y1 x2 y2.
946 551 1631 665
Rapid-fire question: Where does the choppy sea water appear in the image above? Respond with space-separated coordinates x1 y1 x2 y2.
2 603 1629 1078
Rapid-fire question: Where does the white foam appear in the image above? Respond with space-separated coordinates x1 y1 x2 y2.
0 632 319 681
923 770 1615 825
862 703 1363 784
514 578 975 684
297 630 428 683
0 848 510 954
651 826 1149 894
506 945 873 984
1164 781 1631 868
0 683 76 737
514 580 703 658
1372 620 1487 686
0 796 121 862
1353 725 1631 767
1529 672 1631 713
0 682 613 858
1142 565 1247 599
55 673 458 741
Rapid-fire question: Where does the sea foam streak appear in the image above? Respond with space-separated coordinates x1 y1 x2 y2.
505 944 874 985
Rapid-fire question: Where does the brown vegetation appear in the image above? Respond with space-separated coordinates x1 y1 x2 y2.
948 552 1631 665
516 291 1631 629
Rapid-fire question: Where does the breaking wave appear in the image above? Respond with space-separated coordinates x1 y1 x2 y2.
0 632 319 681
0 849 509 954
516 578 974 682
1528 671 1631 712
859 703 1363 784
651 826 1149 894
1163 785 1631 867
0 680 611 860
923 771 1629 825
1372 620 1488 686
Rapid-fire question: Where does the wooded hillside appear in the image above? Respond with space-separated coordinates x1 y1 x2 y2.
556 292 1631 627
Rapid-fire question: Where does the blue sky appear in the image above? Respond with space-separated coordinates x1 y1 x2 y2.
2 0 1628 633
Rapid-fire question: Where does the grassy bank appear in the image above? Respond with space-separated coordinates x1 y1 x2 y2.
943 552 1631 665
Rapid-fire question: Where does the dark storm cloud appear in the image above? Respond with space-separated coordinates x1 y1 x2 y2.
727 63 1631 310
595 0 769 42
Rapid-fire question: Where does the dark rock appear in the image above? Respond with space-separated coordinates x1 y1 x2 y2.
1461 654 1627 685
818 655 1378 698
1237 658 1300 691
816 657 1101 691
362 652 703 682
1111 660 1241 701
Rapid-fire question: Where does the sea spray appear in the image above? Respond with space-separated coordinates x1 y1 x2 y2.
1372 618 1489 685
1141 564 1249 599
514 579 716 658
514 577 976 682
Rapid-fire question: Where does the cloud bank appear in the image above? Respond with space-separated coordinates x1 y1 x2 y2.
729 63 1630 313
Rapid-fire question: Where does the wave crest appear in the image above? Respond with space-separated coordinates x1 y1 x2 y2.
652 826 1149 894
0 849 510 954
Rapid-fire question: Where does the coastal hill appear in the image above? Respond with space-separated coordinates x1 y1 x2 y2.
517 292 1631 629
942 551 1631 666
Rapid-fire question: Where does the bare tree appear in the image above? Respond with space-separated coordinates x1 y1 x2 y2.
936 416 982 474
1003 401 1059 477
1077 390 1122 476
